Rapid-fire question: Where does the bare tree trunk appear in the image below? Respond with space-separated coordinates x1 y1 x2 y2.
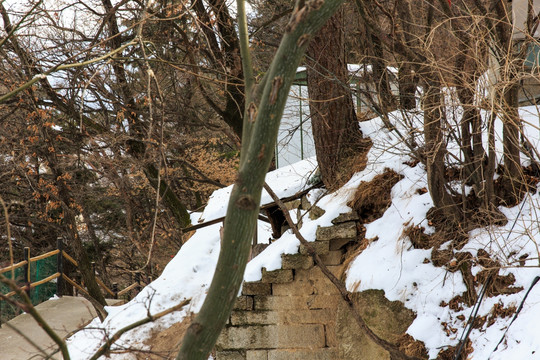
500 83 522 202
423 78 461 223
395 0 419 111
456 85 486 193
398 64 417 110
493 0 523 204
306 9 362 189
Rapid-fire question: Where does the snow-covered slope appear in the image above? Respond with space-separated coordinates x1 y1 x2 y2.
67 107 540 360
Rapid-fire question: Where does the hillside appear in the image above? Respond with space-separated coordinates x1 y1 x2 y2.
67 107 540 359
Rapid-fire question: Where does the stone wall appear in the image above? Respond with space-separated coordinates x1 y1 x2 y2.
215 213 358 360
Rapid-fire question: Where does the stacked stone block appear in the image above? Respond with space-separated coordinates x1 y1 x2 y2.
215 211 358 360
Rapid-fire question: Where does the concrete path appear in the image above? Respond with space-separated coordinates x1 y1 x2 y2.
0 296 121 360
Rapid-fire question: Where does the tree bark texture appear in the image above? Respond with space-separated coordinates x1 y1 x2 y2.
501 84 522 200
306 9 362 189
422 79 460 223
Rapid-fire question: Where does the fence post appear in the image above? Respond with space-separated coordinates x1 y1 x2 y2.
56 238 64 297
23 247 30 297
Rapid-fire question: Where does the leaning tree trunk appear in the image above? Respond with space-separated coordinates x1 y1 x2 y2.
305 9 362 189
176 0 348 358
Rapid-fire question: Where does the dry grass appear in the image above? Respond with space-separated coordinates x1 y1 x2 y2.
348 168 403 222
398 334 428 359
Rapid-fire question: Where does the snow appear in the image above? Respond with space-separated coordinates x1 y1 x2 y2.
195 157 318 223
68 106 540 359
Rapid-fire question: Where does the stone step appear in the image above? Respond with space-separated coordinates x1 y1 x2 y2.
299 240 329 256
261 268 293 284
241 282 271 296
253 294 341 311
316 221 357 241
281 253 313 270
230 308 335 326
331 212 359 224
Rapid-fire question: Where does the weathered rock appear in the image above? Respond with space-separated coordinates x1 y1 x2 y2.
268 348 338 360
231 309 335 326
216 351 245 360
316 222 357 241
281 253 313 270
273 266 342 296
261 268 293 284
331 212 360 224
285 199 301 211
231 310 278 326
246 350 268 360
300 195 311 210
299 240 329 256
242 282 271 296
336 289 416 359
329 238 352 251
295 265 343 282
308 205 326 220
319 250 344 265
217 324 326 350
253 294 340 311
234 296 254 311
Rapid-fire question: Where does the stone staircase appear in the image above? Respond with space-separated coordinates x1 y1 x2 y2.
215 212 359 360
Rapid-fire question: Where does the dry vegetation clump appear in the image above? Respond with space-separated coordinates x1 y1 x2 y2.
486 302 517 327
397 333 428 359
348 168 403 222
475 249 523 297
402 225 433 250
436 339 473 360
330 136 372 191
